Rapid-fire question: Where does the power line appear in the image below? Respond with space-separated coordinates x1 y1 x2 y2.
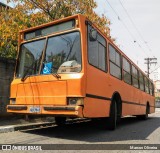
105 0 135 40
150 65 160 74
105 0 150 57
118 0 160 75
118 0 156 58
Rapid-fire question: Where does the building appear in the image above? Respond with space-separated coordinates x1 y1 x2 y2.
154 80 160 98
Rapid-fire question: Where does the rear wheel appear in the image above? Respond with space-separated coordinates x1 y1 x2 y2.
107 100 117 130
137 105 150 120
55 117 66 126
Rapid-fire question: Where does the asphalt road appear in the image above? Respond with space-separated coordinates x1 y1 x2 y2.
0 109 160 153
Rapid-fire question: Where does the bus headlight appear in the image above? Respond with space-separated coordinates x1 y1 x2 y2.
68 98 84 106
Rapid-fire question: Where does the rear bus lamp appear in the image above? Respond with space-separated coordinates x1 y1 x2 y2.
67 98 84 106
10 98 16 104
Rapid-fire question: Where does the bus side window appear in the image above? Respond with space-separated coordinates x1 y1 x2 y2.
109 45 122 79
144 77 149 94
139 71 145 91
88 25 107 72
152 83 155 96
123 57 132 84
132 65 139 88
149 81 153 95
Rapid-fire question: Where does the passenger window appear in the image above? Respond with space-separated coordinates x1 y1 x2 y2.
144 77 149 94
139 72 145 91
123 57 131 84
132 65 139 88
109 45 121 79
88 25 107 71
149 81 153 95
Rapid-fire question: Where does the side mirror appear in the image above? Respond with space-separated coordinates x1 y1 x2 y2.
89 29 97 41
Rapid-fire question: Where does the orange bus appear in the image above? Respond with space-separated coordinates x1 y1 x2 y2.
7 14 155 130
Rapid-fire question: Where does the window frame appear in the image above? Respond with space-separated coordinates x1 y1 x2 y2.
132 65 139 89
139 71 145 91
149 81 154 96
109 44 122 80
144 77 150 94
123 57 132 85
87 24 107 73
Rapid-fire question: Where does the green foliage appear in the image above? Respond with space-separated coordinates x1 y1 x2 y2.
0 0 110 58
155 97 160 101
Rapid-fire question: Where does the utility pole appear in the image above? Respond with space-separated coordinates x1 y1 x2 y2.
144 58 157 77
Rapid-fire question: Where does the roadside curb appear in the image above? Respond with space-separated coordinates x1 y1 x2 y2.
0 122 55 133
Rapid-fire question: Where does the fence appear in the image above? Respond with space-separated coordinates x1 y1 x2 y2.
0 57 15 115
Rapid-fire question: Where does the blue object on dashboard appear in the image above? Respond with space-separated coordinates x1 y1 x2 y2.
42 62 52 74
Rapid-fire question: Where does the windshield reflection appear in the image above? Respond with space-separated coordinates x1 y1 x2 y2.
16 31 81 78
43 32 81 74
16 39 46 78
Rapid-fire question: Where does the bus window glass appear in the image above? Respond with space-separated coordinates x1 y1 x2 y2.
25 20 75 40
110 62 121 79
139 72 145 91
149 81 153 95
109 45 121 67
123 58 130 73
109 45 121 79
45 31 81 73
88 39 98 67
132 65 139 88
109 47 115 63
16 39 46 78
88 25 106 71
123 57 131 84
152 83 154 95
99 43 106 70
144 77 149 94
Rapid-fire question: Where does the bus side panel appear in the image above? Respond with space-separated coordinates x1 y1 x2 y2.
107 75 142 116
122 103 141 116
83 98 111 117
84 65 112 118
85 63 155 118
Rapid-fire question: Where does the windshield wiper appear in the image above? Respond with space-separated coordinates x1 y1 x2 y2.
51 66 61 79
52 73 61 79
21 62 36 81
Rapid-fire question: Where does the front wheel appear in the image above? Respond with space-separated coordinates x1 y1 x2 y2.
55 117 66 126
107 100 117 130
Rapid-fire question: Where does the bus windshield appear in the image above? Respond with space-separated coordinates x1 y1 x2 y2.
16 31 81 78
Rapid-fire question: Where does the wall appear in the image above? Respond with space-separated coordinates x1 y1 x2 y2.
156 101 160 108
0 57 15 114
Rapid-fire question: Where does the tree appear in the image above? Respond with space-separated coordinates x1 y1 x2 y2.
0 0 110 58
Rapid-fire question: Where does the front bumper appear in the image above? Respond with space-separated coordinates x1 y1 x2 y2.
7 105 84 117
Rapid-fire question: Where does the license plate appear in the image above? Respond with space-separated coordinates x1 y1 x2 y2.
29 107 40 113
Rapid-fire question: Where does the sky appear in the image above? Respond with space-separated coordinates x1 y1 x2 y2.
95 0 160 80
1 0 160 80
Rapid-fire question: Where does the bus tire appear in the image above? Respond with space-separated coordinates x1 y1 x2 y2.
137 104 150 120
55 117 66 126
108 100 117 130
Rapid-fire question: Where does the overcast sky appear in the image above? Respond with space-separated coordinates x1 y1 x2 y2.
1 0 160 80
95 0 160 80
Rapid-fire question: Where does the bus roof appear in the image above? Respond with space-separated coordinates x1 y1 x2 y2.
20 14 81 34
